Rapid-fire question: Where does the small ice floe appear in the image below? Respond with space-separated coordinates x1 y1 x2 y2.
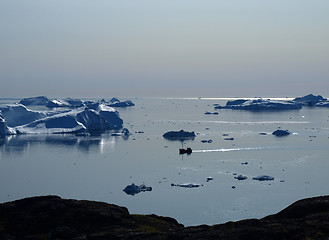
224 137 234 141
204 112 218 115
272 130 290 137
234 175 247 180
241 162 248 165
171 183 201 188
252 175 274 181
123 183 152 196
259 132 267 135
206 177 213 182
201 139 212 143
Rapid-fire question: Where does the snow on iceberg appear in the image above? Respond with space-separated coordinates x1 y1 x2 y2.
46 98 84 108
0 104 48 127
215 99 302 111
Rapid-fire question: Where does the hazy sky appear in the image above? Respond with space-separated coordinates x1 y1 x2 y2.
1 0 329 98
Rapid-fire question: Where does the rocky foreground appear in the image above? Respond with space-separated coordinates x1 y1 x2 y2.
1 195 329 240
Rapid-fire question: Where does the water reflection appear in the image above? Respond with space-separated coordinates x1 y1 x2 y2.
0 133 124 156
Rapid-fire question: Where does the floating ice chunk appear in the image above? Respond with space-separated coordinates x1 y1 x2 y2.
206 177 213 182
163 130 196 141
252 175 274 181
235 175 247 180
123 183 152 195
272 130 290 137
171 183 201 188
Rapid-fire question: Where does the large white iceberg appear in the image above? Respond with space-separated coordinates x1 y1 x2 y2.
0 102 123 135
15 105 123 134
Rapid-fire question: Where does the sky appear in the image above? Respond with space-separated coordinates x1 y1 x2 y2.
1 0 329 98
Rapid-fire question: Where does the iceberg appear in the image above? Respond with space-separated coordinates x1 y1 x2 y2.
215 99 302 111
0 104 48 127
19 96 49 106
15 106 123 134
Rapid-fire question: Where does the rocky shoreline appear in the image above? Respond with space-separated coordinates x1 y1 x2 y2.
1 195 329 239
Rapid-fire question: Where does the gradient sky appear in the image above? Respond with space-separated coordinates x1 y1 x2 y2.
1 0 329 98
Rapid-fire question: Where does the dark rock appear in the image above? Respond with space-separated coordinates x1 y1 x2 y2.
2 195 329 239
123 183 152 195
272 130 290 136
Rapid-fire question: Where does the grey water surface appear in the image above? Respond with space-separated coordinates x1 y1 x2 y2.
1 98 329 226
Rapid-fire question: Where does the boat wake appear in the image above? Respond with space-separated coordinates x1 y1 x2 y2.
193 147 270 153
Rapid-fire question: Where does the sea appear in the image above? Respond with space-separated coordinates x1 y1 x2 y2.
1 97 329 226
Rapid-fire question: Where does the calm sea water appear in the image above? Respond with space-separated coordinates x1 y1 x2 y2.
1 98 329 226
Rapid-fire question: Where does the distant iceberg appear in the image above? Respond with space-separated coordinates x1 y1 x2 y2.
214 94 328 111
46 98 85 108
215 99 302 111
18 96 135 109
19 96 49 106
293 94 327 106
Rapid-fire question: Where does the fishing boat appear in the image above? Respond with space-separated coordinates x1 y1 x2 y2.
179 148 192 155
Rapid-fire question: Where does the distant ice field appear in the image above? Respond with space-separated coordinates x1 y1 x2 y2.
1 97 329 226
